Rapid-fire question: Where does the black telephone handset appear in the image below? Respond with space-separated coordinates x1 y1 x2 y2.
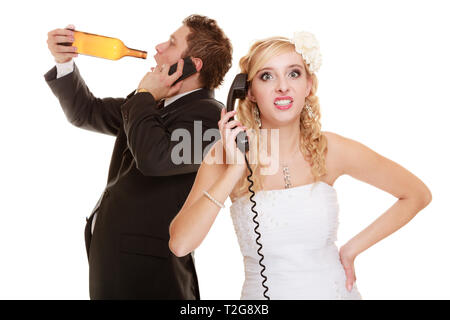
226 73 270 300
226 73 250 153
168 56 197 86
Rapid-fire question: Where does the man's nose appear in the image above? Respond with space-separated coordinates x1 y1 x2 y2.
155 41 169 54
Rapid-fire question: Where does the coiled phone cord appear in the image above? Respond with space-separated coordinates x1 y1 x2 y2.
244 153 270 300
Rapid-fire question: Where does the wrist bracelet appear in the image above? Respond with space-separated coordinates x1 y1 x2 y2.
203 190 225 209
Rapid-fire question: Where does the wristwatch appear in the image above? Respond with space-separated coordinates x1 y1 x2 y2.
136 88 150 94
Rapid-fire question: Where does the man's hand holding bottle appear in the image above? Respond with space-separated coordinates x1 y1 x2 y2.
47 24 78 64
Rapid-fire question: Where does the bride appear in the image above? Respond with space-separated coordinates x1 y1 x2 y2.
168 32 432 299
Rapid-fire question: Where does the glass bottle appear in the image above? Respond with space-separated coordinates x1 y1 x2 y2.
63 30 147 60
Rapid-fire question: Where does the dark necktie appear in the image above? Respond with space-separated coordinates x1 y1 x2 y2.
156 99 165 109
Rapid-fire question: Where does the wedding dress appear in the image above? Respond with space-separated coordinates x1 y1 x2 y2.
229 181 362 300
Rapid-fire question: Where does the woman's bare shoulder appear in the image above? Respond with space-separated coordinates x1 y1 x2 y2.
321 130 347 180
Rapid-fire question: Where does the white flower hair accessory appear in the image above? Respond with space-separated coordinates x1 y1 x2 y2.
290 31 322 74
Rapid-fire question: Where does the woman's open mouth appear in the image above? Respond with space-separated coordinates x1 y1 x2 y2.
274 96 293 110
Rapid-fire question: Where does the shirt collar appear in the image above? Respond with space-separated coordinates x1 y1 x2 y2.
163 88 203 107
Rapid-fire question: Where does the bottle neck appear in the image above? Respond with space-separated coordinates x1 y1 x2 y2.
125 47 147 59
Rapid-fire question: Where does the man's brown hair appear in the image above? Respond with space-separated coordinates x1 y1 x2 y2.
182 14 233 90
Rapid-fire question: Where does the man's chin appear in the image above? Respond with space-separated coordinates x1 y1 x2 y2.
154 56 179 68
154 58 172 67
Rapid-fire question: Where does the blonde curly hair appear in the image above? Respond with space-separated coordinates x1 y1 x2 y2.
231 36 328 200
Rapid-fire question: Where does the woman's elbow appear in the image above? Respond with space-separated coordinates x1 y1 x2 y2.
418 184 432 208
168 237 190 257
169 222 189 257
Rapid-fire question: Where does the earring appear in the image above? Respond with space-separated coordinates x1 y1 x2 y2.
254 105 262 128
305 103 314 118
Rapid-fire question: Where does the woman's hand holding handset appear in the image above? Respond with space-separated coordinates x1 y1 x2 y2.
218 108 249 176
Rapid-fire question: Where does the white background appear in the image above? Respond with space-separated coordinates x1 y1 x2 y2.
0 0 448 299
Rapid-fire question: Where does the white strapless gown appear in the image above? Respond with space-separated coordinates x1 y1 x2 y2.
229 181 362 300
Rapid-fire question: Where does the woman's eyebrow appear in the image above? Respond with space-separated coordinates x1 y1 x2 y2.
258 64 305 72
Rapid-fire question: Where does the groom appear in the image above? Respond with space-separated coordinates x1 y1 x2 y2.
44 15 232 299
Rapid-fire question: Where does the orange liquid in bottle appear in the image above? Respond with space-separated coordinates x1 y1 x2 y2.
71 30 147 60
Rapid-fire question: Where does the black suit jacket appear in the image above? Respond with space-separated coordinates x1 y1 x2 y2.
44 63 223 299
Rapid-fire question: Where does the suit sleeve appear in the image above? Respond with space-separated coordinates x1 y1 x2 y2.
121 92 222 176
44 63 125 136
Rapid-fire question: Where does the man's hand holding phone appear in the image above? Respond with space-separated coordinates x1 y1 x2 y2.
137 59 185 101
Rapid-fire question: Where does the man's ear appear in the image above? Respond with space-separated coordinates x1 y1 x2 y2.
191 57 203 72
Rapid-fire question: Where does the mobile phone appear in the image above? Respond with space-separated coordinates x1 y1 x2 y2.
168 56 197 86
